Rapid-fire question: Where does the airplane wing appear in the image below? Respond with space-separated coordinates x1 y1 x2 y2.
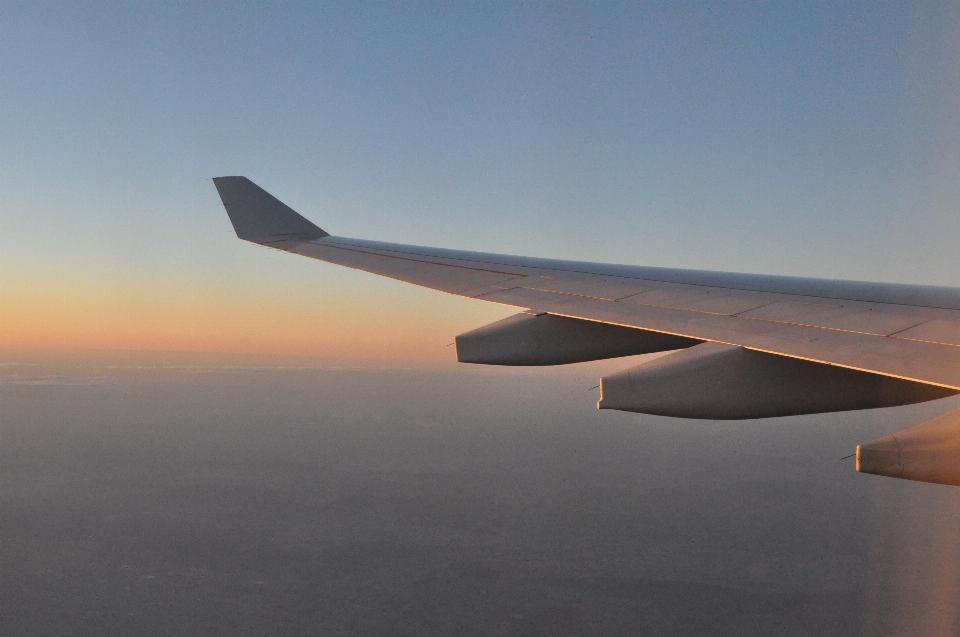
213 176 960 487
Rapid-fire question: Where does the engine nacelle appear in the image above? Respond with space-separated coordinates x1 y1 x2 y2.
598 342 956 419
455 313 700 366
857 408 960 487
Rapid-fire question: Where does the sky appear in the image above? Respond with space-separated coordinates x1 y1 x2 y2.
2 2 960 361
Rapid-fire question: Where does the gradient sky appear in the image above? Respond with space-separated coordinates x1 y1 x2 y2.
2 2 959 360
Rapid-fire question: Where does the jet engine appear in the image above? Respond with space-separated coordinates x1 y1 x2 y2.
597 341 956 419
455 312 700 366
857 409 960 486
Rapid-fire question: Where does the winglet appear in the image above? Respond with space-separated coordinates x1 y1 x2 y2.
212 176 328 243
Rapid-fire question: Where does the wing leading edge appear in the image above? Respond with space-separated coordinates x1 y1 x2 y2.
213 176 960 486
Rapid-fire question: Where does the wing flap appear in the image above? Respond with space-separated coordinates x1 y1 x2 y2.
739 300 936 336
522 274 654 301
892 319 960 347
619 286 776 316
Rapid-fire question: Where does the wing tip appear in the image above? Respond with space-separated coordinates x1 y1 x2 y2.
212 176 328 243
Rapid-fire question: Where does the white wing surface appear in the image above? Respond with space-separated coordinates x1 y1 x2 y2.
214 176 960 486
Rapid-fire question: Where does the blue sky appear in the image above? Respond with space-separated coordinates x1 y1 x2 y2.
2 2 959 357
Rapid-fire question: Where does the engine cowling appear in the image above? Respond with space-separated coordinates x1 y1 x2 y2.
857 409 960 487
455 312 700 366
598 342 956 419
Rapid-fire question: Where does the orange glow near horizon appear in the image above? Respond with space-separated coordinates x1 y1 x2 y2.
0 262 516 363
